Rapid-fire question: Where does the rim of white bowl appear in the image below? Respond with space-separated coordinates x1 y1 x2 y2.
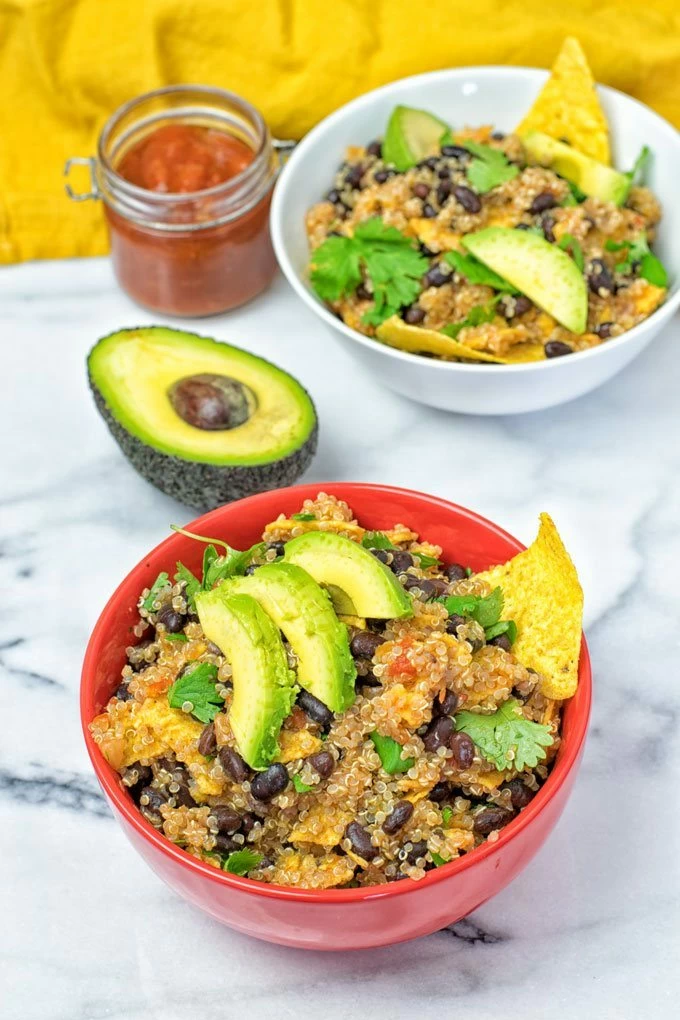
271 65 680 374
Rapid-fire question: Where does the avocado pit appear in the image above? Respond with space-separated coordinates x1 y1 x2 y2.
169 374 255 430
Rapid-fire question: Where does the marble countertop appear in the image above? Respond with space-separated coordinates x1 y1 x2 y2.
2 258 679 1020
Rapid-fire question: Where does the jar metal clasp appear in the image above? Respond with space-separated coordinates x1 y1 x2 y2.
273 138 296 169
64 157 100 202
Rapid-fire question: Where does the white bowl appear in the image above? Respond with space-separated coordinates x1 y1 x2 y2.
271 67 680 415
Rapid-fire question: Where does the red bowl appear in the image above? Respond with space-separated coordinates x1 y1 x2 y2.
81 483 591 949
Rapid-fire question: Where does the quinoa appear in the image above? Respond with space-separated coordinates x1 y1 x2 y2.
91 494 563 889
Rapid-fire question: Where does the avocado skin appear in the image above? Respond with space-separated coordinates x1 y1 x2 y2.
87 327 318 511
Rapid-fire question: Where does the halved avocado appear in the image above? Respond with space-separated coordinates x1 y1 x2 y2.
195 587 298 770
463 228 588 334
88 327 318 510
226 562 356 713
383 106 449 171
522 131 630 205
283 532 413 619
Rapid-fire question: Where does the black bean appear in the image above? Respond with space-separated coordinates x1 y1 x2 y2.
437 166 451 179
172 772 196 808
157 603 184 633
449 731 475 769
350 630 384 659
445 563 467 582
473 806 514 836
595 321 614 339
197 722 217 757
114 682 133 702
445 613 467 636
326 188 340 204
383 800 414 835
241 811 259 834
345 164 364 189
357 662 382 687
412 182 430 199
219 746 250 783
545 340 573 359
406 840 429 863
419 242 436 257
421 576 448 597
356 282 372 300
374 169 394 183
307 751 335 779
121 764 152 792
434 690 459 717
297 690 334 728
491 131 506 141
345 821 378 861
403 574 424 591
139 786 168 827
423 716 454 752
207 641 223 656
212 806 241 833
251 763 289 801
244 564 259 575
453 185 481 213
429 781 451 802
415 579 439 600
417 156 439 169
366 140 382 157
423 264 451 288
214 833 239 854
541 215 556 243
512 295 533 317
441 144 470 159
515 223 532 231
404 305 426 324
489 633 512 652
266 540 286 556
390 550 414 573
501 778 536 810
370 547 390 563
530 191 557 214
436 181 452 205
588 258 616 294
422 203 437 218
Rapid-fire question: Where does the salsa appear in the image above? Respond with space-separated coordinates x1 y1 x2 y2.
116 124 254 193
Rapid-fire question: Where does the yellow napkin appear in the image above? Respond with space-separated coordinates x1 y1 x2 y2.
2 0 680 264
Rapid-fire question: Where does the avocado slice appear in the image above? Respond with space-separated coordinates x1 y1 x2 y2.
522 131 630 205
226 562 356 713
383 106 450 171
463 228 588 334
283 532 413 619
88 327 318 511
195 588 298 770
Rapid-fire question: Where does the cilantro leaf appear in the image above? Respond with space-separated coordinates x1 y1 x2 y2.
172 527 266 605
567 180 587 203
369 732 415 774
361 531 397 551
604 234 668 287
623 145 651 197
167 663 222 724
222 848 264 876
142 572 170 612
430 851 449 867
557 233 584 272
165 633 189 643
439 128 455 147
174 561 202 612
292 775 313 793
441 805 453 826
445 250 519 293
310 218 428 326
455 698 554 771
292 513 315 521
414 551 441 569
462 141 519 193
484 620 518 644
438 587 504 628
441 300 498 339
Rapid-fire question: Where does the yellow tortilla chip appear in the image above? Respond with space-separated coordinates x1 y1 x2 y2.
275 728 323 763
377 318 546 365
410 217 463 253
289 805 352 847
477 513 583 699
517 37 611 164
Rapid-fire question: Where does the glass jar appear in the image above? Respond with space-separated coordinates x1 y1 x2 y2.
65 85 289 317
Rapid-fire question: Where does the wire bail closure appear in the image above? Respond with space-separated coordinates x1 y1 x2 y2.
63 157 100 202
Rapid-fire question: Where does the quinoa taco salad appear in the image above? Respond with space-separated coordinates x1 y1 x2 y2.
306 38 669 364
91 492 584 890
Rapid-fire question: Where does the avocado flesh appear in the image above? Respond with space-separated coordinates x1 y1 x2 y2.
283 532 413 620
88 327 318 511
195 588 298 770
383 106 449 171
226 562 356 713
463 227 588 334
522 131 630 205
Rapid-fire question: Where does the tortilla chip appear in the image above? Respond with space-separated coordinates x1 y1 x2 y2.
517 37 611 164
289 805 352 847
476 513 583 699
275 728 323 763
410 217 463 254
377 316 502 363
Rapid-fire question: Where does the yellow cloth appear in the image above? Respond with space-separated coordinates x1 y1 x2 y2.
1 0 680 264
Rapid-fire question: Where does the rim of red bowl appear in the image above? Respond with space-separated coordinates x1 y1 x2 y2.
81 482 591 904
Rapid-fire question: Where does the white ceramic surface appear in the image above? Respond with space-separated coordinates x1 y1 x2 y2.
271 67 680 414
2 256 680 1018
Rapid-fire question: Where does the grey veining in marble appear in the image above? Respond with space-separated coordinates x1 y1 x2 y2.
1 257 679 1020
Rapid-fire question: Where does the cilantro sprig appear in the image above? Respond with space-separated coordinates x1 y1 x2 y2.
291 513 315 521
309 218 428 326
441 805 454 827
438 587 504 628
454 698 554 771
604 235 668 287
557 234 585 271
441 301 498 340
172 526 265 611
445 250 519 294
623 145 651 196
462 141 519 194
222 848 264 876
141 572 170 612
292 775 313 793
369 732 415 774
361 530 397 551
484 620 518 645
167 662 222 724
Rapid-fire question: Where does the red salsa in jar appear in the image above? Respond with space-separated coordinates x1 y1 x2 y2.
93 87 279 317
